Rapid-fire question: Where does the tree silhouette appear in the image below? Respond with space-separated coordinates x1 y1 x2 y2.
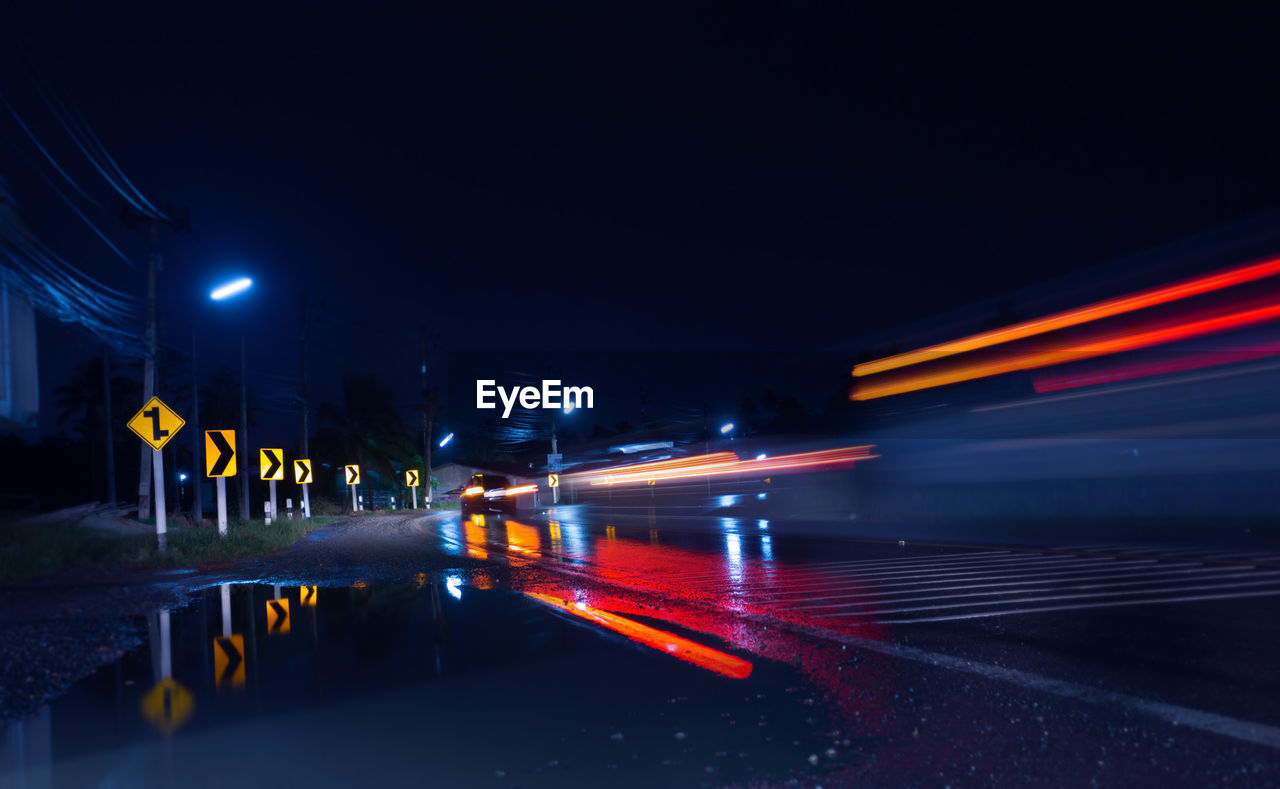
319 374 415 487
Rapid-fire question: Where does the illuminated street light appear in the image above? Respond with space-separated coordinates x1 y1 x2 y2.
720 422 734 434
179 472 188 482
439 432 454 448
565 402 575 414
210 277 253 301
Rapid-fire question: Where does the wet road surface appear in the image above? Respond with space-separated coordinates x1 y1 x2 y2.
3 508 1279 787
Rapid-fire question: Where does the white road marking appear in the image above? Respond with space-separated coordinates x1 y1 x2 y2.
877 587 1280 625
778 563 1259 607
816 577 1280 618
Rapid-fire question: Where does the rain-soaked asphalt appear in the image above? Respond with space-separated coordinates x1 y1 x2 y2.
3 506 1280 787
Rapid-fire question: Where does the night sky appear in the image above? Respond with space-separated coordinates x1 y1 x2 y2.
4 2 1279 439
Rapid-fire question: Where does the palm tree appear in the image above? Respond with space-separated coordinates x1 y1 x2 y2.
320 374 416 491
54 353 139 502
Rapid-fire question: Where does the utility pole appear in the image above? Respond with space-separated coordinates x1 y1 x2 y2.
102 345 116 506
420 327 439 506
138 225 158 520
420 325 427 503
122 205 190 522
299 291 310 518
190 327 202 524
239 332 249 520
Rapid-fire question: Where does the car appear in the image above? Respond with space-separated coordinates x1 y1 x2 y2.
459 473 538 517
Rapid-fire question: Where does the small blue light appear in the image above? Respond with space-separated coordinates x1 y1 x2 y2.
757 519 769 529
719 422 734 434
756 492 767 500
179 472 188 482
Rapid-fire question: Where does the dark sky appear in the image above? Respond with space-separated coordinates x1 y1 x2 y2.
4 2 1279 438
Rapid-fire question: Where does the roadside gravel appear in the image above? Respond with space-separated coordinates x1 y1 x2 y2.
0 511 487 721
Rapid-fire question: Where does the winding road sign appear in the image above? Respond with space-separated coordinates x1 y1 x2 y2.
127 396 185 451
266 598 290 634
140 677 195 735
260 448 284 481
294 459 312 484
205 430 237 477
213 634 245 688
406 469 420 487
300 585 317 607
345 465 361 485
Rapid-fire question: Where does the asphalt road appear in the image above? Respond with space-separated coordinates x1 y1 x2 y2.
2 507 1279 787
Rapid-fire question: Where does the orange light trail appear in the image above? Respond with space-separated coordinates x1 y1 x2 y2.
525 592 753 679
853 254 1280 377
568 446 878 487
852 301 1280 400
504 484 539 495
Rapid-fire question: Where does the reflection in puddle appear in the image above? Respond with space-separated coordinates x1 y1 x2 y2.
504 520 541 557
525 592 753 679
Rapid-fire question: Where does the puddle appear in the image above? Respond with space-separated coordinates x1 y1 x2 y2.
0 578 843 788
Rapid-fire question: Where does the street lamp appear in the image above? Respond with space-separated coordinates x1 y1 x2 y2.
210 277 252 301
205 275 255 526
719 422 735 435
439 432 454 448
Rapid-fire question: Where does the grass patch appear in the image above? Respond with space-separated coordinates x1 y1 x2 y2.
0 516 341 586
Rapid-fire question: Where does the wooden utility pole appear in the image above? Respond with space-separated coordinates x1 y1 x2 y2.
190 327 202 524
103 345 116 506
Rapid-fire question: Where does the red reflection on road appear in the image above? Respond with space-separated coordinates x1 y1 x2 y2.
511 528 897 737
525 591 753 679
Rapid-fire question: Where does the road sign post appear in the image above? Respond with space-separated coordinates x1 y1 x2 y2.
205 430 237 535
294 459 312 518
345 465 360 513
127 396 185 551
215 477 227 534
260 449 283 524
406 469 420 509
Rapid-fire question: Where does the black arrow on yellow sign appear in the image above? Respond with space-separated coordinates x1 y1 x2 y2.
260 449 283 481
267 598 290 634
207 431 235 476
214 635 244 688
294 459 312 484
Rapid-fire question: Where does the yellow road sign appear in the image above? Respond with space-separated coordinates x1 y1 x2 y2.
548 473 559 488
213 634 245 688
205 430 237 477
299 585 318 607
406 469 420 487
294 459 312 484
260 448 284 481
344 465 360 485
140 677 195 735
126 396 185 451
266 598 290 634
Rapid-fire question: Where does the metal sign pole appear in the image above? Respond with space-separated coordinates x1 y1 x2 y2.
351 483 357 513
152 449 167 551
216 477 228 535
302 483 311 518
412 486 418 509
269 480 277 524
